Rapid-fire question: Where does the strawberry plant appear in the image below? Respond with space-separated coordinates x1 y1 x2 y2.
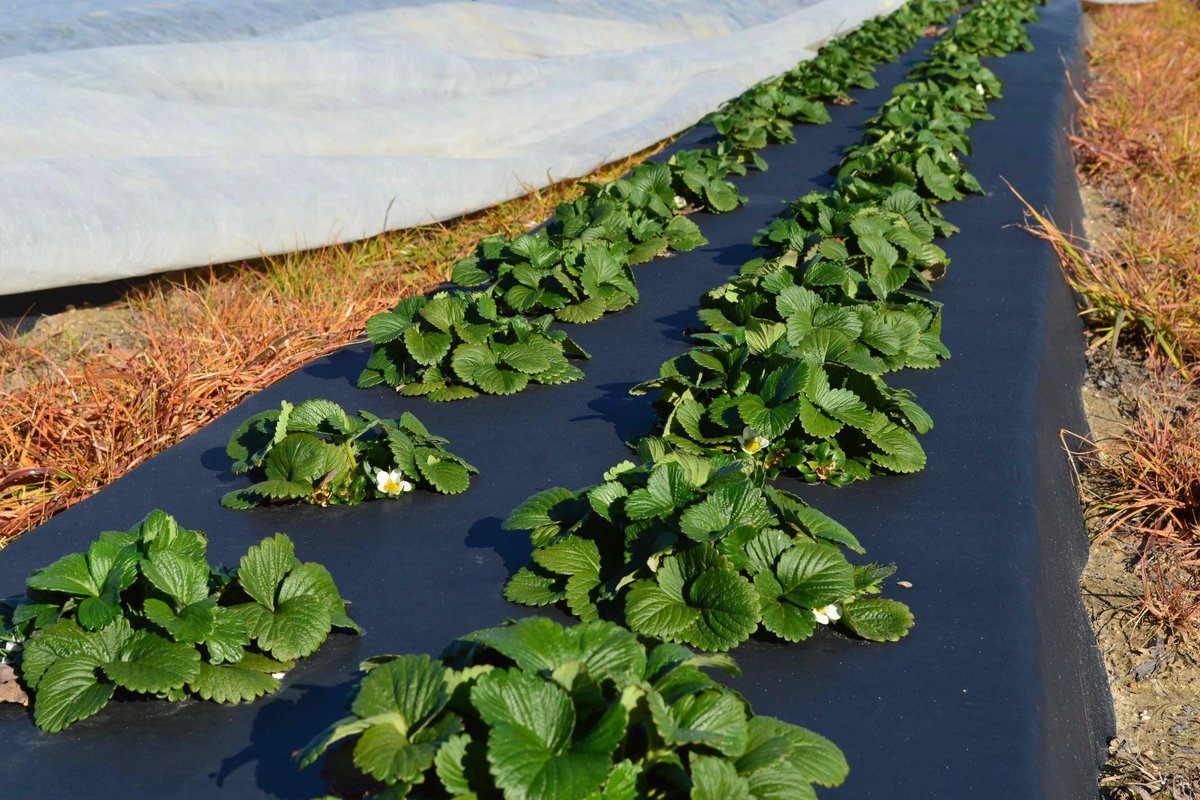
358 291 590 399
705 82 828 168
0 511 358 732
836 99 984 205
705 0 956 169
581 162 711 253
906 50 1005 100
682 188 955 383
504 444 912 651
300 616 849 799
451 163 707 322
362 0 963 401
758 187 956 278
634 323 931 483
451 234 642 324
666 148 746 214
697 272 948 374
942 0 1040 56
222 399 477 509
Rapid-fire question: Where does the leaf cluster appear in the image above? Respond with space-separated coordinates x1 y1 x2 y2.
703 0 955 169
451 164 708 323
222 399 476 508
359 292 590 399
504 446 911 650
301 616 849 799
634 330 931 483
359 0 964 402
636 0 1046 486
0 511 358 732
938 0 1041 57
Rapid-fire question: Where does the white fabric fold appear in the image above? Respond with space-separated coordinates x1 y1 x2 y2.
0 0 901 295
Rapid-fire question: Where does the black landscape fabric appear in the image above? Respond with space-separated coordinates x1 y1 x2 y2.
0 1 1114 797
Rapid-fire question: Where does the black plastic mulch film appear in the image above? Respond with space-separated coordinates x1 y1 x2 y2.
0 1 1113 797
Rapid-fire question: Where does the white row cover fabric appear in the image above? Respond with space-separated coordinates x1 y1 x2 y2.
0 0 902 296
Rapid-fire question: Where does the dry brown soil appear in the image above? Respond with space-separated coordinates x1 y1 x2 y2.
1076 203 1200 800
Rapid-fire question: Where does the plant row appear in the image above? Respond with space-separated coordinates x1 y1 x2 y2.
300 3 1054 796
500 0 1049 657
639 0 1042 487
306 4 1051 794
355 0 963 403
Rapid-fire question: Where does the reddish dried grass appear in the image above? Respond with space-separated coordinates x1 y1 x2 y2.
1040 0 1200 633
1025 0 1200 374
1094 378 1200 542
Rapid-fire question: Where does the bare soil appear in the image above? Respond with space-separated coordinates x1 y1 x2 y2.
1076 191 1200 799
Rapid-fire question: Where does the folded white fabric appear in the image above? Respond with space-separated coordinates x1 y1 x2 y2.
0 0 900 295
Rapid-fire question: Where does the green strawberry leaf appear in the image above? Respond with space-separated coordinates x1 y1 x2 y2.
188 660 281 704
234 595 332 662
101 630 200 694
237 533 299 611
415 448 472 495
690 754 751 800
504 568 565 607
32 654 115 733
225 411 280 474
650 688 748 757
841 598 914 642
474 670 618 800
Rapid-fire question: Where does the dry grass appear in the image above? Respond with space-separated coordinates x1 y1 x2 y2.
1026 0 1200 374
1029 1 1200 792
0 143 667 545
1091 375 1200 543
1055 0 1200 627
1080 362 1200 630
1024 205 1200 373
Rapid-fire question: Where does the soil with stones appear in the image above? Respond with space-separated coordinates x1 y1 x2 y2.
1075 201 1200 800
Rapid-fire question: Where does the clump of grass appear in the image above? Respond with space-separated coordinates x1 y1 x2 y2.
0 144 667 544
1021 0 1200 375
1019 198 1199 372
1079 367 1200 628
1090 375 1200 541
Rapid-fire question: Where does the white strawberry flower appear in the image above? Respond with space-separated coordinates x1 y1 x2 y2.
813 603 843 625
976 83 985 95
737 426 771 455
375 469 413 497
271 672 286 680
